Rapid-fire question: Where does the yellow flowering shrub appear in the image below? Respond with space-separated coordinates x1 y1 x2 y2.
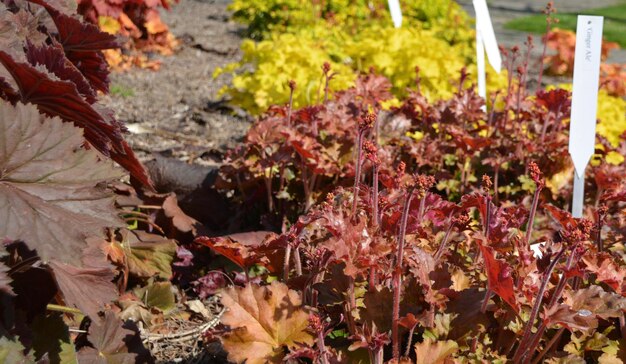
216 0 508 114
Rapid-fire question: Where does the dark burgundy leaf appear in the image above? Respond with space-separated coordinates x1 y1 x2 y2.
0 52 151 186
27 0 118 92
25 40 96 103
478 243 518 312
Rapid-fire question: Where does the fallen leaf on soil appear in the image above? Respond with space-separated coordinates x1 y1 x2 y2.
219 281 314 364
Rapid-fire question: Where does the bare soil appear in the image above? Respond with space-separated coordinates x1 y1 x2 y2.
101 0 249 167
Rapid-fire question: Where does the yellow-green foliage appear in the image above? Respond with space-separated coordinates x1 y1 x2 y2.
557 84 626 148
343 25 506 101
596 90 626 147
214 33 355 115
217 0 508 114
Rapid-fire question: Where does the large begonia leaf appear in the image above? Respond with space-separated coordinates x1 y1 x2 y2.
219 281 315 364
77 310 152 364
0 52 152 187
48 260 117 319
0 101 123 267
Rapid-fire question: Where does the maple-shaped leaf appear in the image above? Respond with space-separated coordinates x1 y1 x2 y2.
195 234 272 271
77 310 152 364
477 243 518 312
48 260 117 319
0 52 151 187
563 285 626 320
118 230 177 279
413 338 458 364
219 281 315 364
581 253 626 293
0 101 123 267
542 304 598 333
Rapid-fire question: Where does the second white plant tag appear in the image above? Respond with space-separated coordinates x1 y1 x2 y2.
387 0 402 28
568 15 604 218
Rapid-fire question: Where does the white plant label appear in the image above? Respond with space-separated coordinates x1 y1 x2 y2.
388 0 402 28
473 0 501 100
569 15 604 218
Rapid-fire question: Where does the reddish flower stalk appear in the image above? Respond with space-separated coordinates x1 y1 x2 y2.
392 188 414 360
392 174 434 360
525 162 545 246
322 62 336 103
287 80 296 125
352 112 376 218
513 247 565 364
537 2 558 91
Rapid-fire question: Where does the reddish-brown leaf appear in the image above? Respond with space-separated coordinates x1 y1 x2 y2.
25 40 96 103
77 310 152 363
478 243 518 312
48 260 117 319
27 0 118 92
0 101 123 266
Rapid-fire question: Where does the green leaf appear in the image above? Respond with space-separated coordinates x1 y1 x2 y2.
31 313 77 364
134 281 176 314
0 337 34 364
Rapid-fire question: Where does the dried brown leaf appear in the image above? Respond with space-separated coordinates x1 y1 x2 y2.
413 338 458 364
219 281 315 364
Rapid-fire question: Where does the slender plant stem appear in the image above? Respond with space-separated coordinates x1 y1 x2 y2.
434 220 454 262
404 323 418 357
531 328 564 364
283 244 292 281
392 190 414 360
293 247 303 276
525 185 543 246
372 163 379 228
513 248 565 363
351 131 365 218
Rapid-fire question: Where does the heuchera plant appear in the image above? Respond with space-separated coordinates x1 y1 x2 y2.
199 43 626 362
